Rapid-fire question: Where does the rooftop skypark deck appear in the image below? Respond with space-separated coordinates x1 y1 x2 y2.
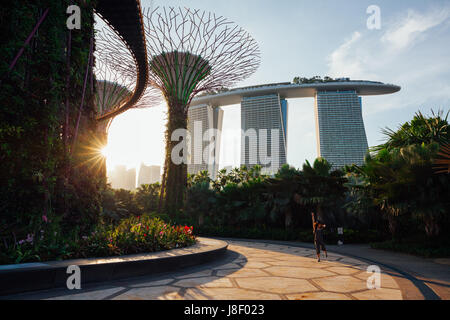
191 80 401 107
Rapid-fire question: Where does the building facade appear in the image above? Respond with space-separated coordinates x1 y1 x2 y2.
109 165 136 190
190 80 400 172
314 90 369 168
187 104 224 179
137 164 161 186
241 94 288 175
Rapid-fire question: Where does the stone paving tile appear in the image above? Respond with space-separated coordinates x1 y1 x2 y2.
326 266 361 275
243 261 271 269
235 276 319 294
174 270 214 279
126 278 174 288
351 288 403 300
353 271 400 289
312 275 369 293
265 260 335 268
47 287 126 300
286 292 352 300
173 276 234 288
113 286 182 300
245 257 281 263
337 257 370 266
265 266 336 279
212 263 242 270
216 268 269 278
183 287 283 300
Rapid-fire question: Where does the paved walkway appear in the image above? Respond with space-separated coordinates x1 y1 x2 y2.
6 239 414 300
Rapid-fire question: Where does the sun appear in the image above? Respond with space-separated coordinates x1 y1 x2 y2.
101 146 110 158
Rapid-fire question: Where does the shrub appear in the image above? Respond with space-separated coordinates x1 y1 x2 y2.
0 215 196 265
193 224 384 244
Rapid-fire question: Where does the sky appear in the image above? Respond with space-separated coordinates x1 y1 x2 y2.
103 0 450 172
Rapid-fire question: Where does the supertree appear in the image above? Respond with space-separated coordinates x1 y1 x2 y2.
82 17 161 175
94 22 161 132
143 7 260 214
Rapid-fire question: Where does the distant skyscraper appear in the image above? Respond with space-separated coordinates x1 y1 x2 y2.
241 94 288 175
314 90 369 168
187 104 224 180
109 165 136 190
137 164 161 186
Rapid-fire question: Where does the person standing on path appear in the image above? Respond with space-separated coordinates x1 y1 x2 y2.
311 212 328 262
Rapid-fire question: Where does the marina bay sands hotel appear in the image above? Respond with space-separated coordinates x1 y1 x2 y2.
188 79 400 178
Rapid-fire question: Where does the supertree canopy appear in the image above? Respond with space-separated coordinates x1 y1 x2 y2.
143 7 261 214
94 15 161 131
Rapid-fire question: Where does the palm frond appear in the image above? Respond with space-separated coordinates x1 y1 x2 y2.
434 143 450 174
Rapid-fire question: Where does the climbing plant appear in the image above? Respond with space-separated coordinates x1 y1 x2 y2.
0 0 103 244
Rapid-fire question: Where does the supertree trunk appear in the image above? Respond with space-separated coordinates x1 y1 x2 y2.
162 99 188 214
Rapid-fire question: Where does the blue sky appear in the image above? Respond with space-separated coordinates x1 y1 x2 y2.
105 0 450 171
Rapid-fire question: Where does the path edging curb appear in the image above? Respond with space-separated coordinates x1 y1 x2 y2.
0 237 228 296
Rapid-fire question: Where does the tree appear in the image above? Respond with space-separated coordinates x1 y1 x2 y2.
372 110 449 152
298 158 347 223
143 7 260 215
135 183 161 214
359 111 450 239
361 143 449 239
265 165 302 229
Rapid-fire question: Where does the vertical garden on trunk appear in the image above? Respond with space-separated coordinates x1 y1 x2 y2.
0 0 102 245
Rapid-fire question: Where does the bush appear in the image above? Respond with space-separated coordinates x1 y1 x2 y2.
0 215 196 265
194 224 384 244
370 237 450 258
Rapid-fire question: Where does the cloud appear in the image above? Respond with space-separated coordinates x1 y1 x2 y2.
327 5 450 81
381 7 450 51
327 31 363 78
326 4 450 116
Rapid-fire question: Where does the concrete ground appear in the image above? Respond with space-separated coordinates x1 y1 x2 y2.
6 239 444 300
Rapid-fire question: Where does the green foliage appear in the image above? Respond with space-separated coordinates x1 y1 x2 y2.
98 184 163 224
372 110 449 152
0 215 196 265
293 76 341 84
184 162 348 232
0 0 102 247
195 225 383 244
135 183 161 213
371 236 450 258
354 110 450 241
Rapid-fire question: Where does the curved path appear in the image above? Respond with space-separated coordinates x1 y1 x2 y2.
5 240 411 300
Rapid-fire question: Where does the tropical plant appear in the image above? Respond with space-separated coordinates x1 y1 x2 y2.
365 143 449 238
372 110 449 152
135 183 161 214
298 158 347 223
265 165 302 229
434 143 450 174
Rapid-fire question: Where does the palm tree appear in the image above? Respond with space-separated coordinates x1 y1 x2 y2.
434 143 450 174
135 183 161 213
362 143 448 238
265 165 302 229
299 158 347 223
372 110 449 152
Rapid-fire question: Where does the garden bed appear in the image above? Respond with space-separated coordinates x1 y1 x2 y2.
370 239 450 258
0 216 196 265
